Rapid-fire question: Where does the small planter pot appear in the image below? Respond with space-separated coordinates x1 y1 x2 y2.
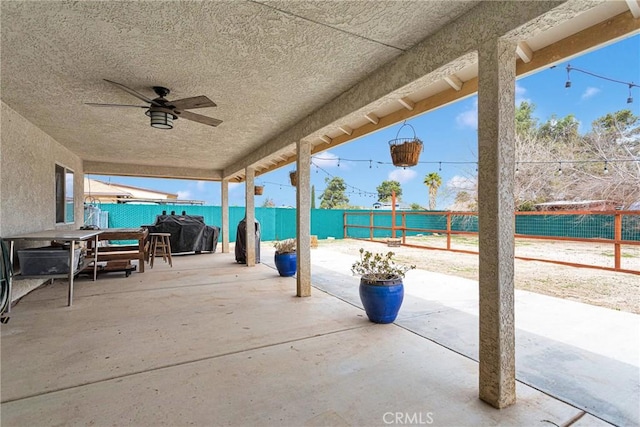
359 277 404 324
274 252 297 277
254 186 264 196
289 171 297 186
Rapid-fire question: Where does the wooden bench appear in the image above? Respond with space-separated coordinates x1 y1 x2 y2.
86 228 149 273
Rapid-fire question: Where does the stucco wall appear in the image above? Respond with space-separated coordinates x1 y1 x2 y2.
1 101 84 300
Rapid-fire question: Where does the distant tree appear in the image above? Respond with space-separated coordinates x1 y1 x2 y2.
319 177 349 209
538 114 580 142
261 198 275 208
513 108 640 208
591 109 639 135
448 190 477 211
311 185 316 209
410 203 423 210
377 180 402 202
515 101 538 136
423 172 442 210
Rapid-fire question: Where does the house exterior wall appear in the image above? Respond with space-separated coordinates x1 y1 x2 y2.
1 102 84 300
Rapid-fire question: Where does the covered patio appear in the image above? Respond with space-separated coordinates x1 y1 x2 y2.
0 247 621 426
1 0 639 422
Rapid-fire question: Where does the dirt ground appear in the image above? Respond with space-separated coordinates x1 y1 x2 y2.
318 237 640 314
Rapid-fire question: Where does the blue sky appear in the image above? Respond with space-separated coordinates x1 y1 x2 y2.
90 34 640 209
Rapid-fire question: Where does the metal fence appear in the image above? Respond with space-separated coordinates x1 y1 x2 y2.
344 210 640 274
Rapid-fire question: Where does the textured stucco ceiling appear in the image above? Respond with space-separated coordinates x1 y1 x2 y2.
0 0 479 176
0 0 632 181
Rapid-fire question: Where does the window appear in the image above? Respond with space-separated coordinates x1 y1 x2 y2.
55 164 74 223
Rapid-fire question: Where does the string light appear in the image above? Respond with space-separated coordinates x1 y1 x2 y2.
311 160 377 197
565 64 638 104
603 161 609 174
310 155 637 168
557 162 563 175
262 180 294 188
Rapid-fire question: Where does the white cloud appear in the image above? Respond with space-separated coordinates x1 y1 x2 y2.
446 175 476 191
515 83 531 106
388 168 417 183
456 98 478 129
177 190 192 199
229 182 242 191
581 86 600 100
196 180 206 191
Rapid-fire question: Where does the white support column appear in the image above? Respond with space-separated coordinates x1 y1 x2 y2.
245 167 256 267
296 139 311 297
221 179 230 253
477 37 516 409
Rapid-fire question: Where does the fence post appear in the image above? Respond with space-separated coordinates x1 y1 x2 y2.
391 191 396 238
446 213 452 250
343 212 347 239
614 212 622 270
402 212 406 244
368 211 372 240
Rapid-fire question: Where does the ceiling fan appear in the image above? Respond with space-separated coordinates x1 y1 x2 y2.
86 79 222 129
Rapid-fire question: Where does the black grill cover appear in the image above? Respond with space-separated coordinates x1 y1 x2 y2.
148 215 219 253
235 218 260 264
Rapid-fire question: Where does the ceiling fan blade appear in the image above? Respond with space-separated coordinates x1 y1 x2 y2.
103 79 161 106
85 103 149 108
175 110 223 127
169 96 216 110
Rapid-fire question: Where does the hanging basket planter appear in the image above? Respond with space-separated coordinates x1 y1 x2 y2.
388 122 423 167
289 171 297 187
254 185 264 196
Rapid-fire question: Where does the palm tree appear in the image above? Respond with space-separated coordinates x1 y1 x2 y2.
423 172 442 210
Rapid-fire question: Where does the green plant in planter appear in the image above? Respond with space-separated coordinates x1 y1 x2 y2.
351 249 415 324
351 249 415 284
273 239 296 277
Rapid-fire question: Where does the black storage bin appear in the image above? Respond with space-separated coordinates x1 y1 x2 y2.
17 246 82 276
235 218 260 264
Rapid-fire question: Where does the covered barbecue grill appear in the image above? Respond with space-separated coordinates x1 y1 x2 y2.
146 214 219 254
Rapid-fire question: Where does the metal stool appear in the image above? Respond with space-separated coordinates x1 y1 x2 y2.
149 233 172 268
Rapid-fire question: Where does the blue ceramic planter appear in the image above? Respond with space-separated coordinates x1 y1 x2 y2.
359 277 404 324
274 252 296 277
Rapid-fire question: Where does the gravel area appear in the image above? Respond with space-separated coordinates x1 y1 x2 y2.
318 237 640 314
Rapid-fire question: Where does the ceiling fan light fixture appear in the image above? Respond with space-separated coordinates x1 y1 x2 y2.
146 107 176 130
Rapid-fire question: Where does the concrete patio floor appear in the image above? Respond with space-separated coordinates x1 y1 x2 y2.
0 244 635 426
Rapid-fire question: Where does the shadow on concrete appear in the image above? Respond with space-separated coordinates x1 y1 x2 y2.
310 264 640 426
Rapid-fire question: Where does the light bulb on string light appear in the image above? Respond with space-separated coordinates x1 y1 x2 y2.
557 162 563 175
603 161 609 174
563 64 638 104
438 162 442 172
